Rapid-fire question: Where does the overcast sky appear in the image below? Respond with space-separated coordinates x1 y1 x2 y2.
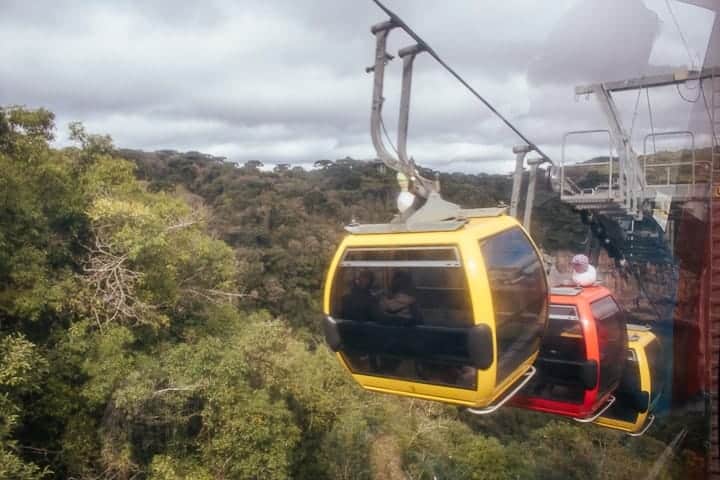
1 0 716 173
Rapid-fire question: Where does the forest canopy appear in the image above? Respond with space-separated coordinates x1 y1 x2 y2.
0 107 697 479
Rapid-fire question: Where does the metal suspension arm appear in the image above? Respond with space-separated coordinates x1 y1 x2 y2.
367 20 461 222
369 21 405 176
368 21 437 199
509 145 531 218
397 44 437 198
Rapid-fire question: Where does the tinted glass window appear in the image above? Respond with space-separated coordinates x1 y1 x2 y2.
529 306 587 404
591 296 626 395
330 247 477 390
543 308 585 361
645 338 663 403
602 349 642 423
549 305 579 319
481 228 547 383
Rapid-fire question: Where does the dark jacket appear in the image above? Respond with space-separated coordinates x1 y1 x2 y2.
380 293 423 325
341 287 381 322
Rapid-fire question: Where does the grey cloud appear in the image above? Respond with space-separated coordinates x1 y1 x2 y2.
528 0 661 86
1 0 712 174
0 0 228 31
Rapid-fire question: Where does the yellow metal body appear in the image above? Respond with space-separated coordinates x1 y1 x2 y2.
594 325 657 433
323 215 546 407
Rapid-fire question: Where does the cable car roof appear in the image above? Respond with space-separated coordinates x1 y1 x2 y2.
345 207 508 235
549 287 583 296
340 212 522 250
549 284 615 305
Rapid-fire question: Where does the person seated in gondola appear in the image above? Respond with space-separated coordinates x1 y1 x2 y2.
380 271 423 325
341 270 382 322
571 254 597 287
554 254 598 287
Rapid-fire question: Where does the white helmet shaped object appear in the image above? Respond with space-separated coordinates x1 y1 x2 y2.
571 254 597 286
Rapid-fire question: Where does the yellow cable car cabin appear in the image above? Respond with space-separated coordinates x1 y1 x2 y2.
593 324 662 435
322 209 548 409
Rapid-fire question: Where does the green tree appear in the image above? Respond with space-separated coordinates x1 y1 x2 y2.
0 334 49 479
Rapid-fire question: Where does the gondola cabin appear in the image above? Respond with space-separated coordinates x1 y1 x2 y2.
322 210 548 409
511 285 627 420
594 325 662 435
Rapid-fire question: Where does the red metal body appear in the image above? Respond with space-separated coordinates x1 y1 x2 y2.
511 285 626 419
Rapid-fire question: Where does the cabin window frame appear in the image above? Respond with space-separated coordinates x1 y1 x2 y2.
340 246 462 268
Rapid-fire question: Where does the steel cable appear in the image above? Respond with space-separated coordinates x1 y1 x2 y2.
371 0 553 164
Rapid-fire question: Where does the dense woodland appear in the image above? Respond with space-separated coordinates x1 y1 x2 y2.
0 106 706 479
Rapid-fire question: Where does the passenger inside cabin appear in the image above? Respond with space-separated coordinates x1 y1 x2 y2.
571 254 597 286
553 254 598 287
381 271 423 325
341 270 381 322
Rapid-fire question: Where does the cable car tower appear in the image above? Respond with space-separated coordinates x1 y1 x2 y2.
558 68 718 219
556 6 720 473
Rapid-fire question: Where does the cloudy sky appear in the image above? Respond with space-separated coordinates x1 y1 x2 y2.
1 0 716 173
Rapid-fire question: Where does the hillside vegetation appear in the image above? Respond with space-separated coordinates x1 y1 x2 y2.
0 107 702 479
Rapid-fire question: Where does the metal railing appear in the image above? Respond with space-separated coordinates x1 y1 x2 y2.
642 131 710 186
559 129 709 210
560 130 617 201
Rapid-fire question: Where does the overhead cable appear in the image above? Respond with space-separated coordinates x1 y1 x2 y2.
371 0 553 164
379 114 399 156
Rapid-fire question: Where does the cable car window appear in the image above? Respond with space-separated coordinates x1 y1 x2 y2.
589 295 620 319
480 228 547 383
543 308 585 362
530 306 587 403
645 338 662 403
602 348 643 422
591 296 626 395
330 247 477 390
548 305 579 320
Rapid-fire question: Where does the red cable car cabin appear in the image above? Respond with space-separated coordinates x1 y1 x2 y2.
511 285 627 420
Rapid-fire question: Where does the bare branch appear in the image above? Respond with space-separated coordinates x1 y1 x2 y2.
165 219 198 232
152 385 200 397
182 287 251 305
80 232 152 327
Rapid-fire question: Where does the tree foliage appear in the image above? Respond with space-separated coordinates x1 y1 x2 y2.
0 106 701 479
